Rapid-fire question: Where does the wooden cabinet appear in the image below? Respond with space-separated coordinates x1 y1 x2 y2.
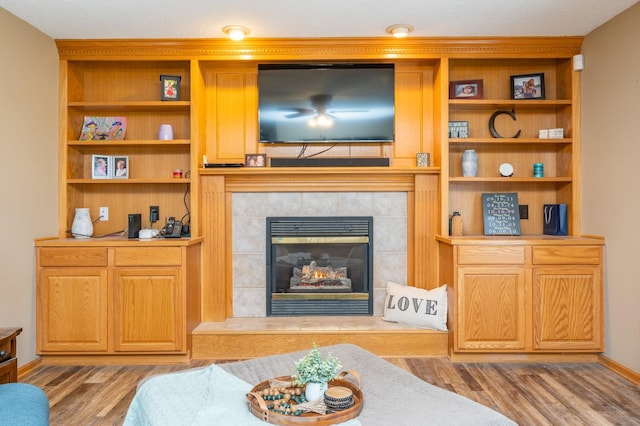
457 265 526 350
113 267 183 351
532 245 603 350
38 267 109 352
443 58 580 237
37 247 108 352
438 237 604 360
36 239 201 361
0 328 22 384
47 38 593 358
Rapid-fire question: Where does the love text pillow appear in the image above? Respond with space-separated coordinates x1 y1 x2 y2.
382 281 448 331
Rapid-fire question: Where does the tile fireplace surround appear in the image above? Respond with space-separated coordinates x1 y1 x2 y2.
200 169 439 322
232 192 407 317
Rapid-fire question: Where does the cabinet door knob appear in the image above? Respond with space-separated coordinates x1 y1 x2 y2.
0 349 7 359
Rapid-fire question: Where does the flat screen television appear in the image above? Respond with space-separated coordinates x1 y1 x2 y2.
258 63 394 143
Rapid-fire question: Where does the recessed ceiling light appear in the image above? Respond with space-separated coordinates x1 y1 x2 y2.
385 24 414 38
222 25 250 41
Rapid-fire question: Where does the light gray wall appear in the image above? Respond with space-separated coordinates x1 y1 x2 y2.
582 1 640 373
0 8 58 366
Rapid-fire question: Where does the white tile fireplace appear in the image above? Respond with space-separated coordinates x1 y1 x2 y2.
232 192 407 317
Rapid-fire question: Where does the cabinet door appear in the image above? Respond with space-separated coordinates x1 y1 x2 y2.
37 268 108 352
456 266 526 350
0 359 17 384
113 268 184 352
533 266 603 351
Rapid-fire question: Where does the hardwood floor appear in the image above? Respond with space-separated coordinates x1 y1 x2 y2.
20 358 640 425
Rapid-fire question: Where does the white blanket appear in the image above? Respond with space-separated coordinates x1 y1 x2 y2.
124 364 360 426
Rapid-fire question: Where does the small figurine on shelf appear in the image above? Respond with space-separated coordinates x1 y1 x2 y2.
451 212 463 236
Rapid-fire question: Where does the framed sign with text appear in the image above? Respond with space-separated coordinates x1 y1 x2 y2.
482 192 521 235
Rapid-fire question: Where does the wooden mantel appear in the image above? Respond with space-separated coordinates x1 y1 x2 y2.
199 166 440 321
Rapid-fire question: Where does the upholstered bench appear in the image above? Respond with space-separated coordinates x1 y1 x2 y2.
0 383 50 426
126 344 516 425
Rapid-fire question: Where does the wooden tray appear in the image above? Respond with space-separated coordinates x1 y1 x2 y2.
246 371 363 425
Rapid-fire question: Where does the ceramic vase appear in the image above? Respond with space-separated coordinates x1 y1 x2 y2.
71 208 93 239
461 149 478 177
158 124 174 140
304 382 328 402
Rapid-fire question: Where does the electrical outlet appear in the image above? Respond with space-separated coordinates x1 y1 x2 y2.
519 204 529 219
99 206 109 221
150 205 160 225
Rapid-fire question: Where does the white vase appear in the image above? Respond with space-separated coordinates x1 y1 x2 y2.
71 208 93 239
304 382 328 402
461 149 478 177
158 124 174 140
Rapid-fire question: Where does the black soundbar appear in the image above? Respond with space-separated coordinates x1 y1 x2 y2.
204 163 244 168
270 157 390 167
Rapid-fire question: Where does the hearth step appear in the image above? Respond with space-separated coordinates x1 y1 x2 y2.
191 317 448 359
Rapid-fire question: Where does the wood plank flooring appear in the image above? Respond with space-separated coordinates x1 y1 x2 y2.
20 358 640 425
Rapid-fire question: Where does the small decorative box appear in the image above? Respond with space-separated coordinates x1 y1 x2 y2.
549 128 564 138
416 153 431 167
448 121 469 138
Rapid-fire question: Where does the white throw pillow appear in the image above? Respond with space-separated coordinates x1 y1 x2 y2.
383 281 448 331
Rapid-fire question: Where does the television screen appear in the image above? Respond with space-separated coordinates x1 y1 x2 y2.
258 64 394 143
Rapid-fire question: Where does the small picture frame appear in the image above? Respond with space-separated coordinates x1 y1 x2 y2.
245 154 266 167
113 156 129 179
448 121 469 138
92 155 111 179
511 73 545 100
160 75 181 101
449 79 483 99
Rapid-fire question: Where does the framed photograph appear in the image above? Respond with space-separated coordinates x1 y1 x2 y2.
160 75 181 101
92 155 111 179
79 116 126 140
449 79 483 99
113 156 129 179
511 73 545 100
448 121 469 138
245 154 266 167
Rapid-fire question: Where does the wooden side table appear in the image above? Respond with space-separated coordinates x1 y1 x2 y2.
0 327 22 384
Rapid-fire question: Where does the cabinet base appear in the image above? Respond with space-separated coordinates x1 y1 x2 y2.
37 353 190 366
449 352 600 363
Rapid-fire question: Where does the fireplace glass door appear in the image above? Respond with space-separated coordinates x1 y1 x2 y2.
266 217 373 316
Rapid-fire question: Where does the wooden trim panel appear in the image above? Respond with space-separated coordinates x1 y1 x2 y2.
56 37 583 61
200 168 439 321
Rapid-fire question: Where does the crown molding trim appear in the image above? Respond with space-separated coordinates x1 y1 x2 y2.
56 36 583 60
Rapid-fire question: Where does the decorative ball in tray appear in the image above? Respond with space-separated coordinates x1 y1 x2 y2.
246 371 363 425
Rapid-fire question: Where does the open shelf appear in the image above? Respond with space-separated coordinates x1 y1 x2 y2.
445 56 578 236
61 59 195 236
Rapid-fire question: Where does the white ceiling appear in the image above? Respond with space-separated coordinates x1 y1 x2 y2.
0 0 637 40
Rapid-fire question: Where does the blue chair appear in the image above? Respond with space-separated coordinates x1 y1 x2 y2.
0 383 49 426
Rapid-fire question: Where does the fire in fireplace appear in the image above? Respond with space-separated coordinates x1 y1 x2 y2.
266 216 373 316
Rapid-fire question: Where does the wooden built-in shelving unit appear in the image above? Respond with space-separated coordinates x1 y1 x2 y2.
34 36 604 363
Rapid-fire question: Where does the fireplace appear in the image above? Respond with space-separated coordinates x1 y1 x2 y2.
266 216 373 316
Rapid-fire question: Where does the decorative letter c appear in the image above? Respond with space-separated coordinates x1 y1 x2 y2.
489 109 522 138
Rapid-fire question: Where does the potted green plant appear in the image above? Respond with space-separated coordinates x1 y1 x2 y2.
292 345 342 401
